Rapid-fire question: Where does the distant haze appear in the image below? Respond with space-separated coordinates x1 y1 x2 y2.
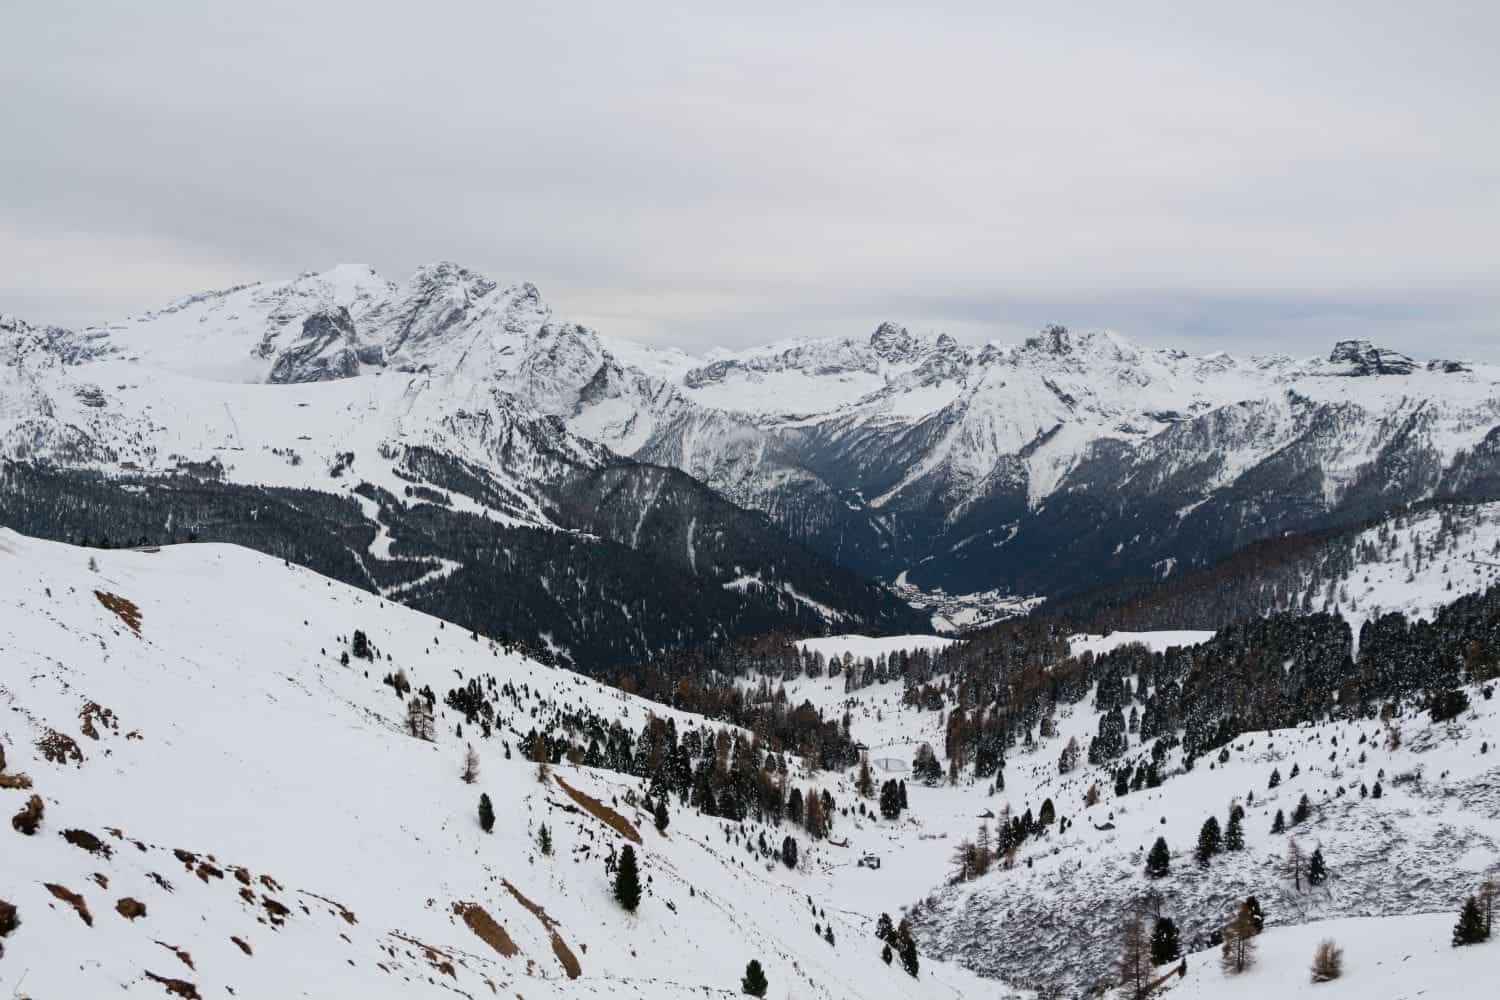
3 1 1496 359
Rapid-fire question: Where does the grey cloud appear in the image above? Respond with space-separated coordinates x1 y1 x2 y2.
2 1 1495 358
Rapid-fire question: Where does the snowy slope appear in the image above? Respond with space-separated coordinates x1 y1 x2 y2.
1165 911 1500 999
0 529 995 999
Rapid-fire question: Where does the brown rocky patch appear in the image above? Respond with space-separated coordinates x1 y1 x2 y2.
12 794 43 835
117 897 147 920
37 728 83 765
143 970 200 998
0 773 32 790
553 774 640 844
502 880 581 979
452 902 519 958
95 590 143 634
44 883 92 925
62 827 113 857
231 935 252 956
154 939 194 969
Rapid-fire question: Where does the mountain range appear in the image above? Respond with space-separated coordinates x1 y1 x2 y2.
4 261 1500 659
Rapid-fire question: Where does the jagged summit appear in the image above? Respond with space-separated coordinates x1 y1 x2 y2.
1328 339 1418 376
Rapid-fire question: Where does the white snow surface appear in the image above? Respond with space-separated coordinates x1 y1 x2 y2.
0 528 997 999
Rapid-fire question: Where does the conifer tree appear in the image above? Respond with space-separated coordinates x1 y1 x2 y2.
897 924 919 977
1116 918 1153 999
875 912 894 942
1150 917 1180 966
1285 837 1306 891
1221 901 1258 974
1224 810 1245 851
614 845 641 911
741 959 769 996
1196 816 1222 866
856 756 874 798
1145 837 1171 878
462 744 480 784
1307 846 1327 886
1292 793 1311 825
1454 896 1487 946
1038 798 1055 827
880 780 901 820
537 823 552 856
781 835 799 869
1271 809 1286 834
653 796 670 834
478 793 494 833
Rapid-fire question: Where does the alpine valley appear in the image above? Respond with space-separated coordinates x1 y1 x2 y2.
3 263 1500 999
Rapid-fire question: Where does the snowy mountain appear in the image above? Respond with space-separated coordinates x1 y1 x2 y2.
14 264 1500 627
0 289 922 668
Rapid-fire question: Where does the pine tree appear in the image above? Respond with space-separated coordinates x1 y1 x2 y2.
614 845 641 911
1221 901 1259 974
1038 798 1056 827
741 959 769 996
1285 837 1305 891
1307 846 1327 886
1310 938 1343 982
478 793 494 833
1145 837 1170 878
1269 767 1281 789
781 835 798 869
1196 816 1222 866
1116 918 1153 999
1271 809 1286 834
1224 810 1245 851
898 925 919 977
1292 793 1311 825
876 912 894 942
1454 896 1487 946
1245 896 1265 934
880 780 900 819
881 943 893 964
856 756 874 798
1150 917 1181 966
653 796 670 834
462 744 480 784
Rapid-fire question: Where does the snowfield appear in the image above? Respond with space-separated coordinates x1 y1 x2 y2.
0 529 996 999
3 529 1498 998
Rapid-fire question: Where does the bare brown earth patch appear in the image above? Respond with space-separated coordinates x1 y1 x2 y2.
79 701 120 739
144 970 200 998
63 828 113 858
117 897 147 920
44 882 92 925
390 931 458 978
230 935 252 956
0 774 32 790
452 902 519 958
37 728 83 765
502 880 581 979
95 590 143 634
154 939 195 969
300 889 357 925
12 794 44 835
553 774 640 844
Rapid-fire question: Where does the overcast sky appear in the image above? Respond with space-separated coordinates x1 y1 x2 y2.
3 1 1496 358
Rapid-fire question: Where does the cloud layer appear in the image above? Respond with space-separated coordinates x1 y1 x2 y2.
3 1 1495 357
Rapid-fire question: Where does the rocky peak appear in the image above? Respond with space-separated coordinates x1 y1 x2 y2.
1328 340 1417 376
1027 324 1074 355
268 307 368 384
869 322 919 362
